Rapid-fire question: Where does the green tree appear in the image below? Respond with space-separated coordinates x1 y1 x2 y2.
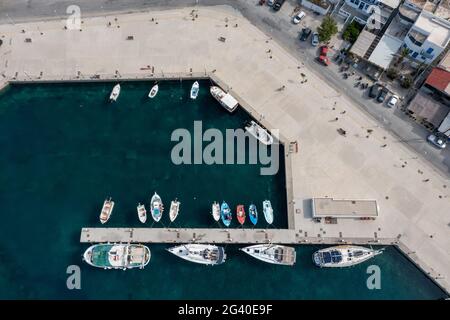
342 22 362 43
401 75 413 88
386 68 399 80
317 16 338 43
395 47 410 66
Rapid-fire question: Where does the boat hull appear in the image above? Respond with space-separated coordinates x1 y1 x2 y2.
212 202 220 222
263 200 274 224
240 244 296 266
83 244 151 269
190 81 199 99
221 202 232 227
237 205 246 225
169 200 180 222
148 84 159 98
150 193 163 222
167 244 226 265
137 204 147 224
249 204 258 225
313 245 383 268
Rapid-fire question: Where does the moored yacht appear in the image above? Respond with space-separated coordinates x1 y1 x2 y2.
263 200 274 225
190 81 199 99
240 244 296 266
210 86 238 112
109 84 120 102
313 245 383 268
169 199 180 222
212 201 220 222
99 198 114 224
150 192 164 222
245 120 273 145
137 203 147 224
166 244 226 265
83 243 151 270
148 84 159 98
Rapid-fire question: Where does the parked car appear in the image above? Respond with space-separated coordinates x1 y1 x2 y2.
387 95 399 108
427 133 447 149
293 11 306 24
267 0 275 6
377 87 389 103
300 28 311 41
273 0 285 11
369 83 381 98
317 45 330 66
311 32 319 46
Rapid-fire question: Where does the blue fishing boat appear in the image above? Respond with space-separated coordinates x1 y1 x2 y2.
249 204 258 225
221 201 232 227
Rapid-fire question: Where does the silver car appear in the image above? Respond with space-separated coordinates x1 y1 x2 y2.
427 133 447 149
311 32 319 46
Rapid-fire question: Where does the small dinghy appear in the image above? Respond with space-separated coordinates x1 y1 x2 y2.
212 201 220 222
148 84 159 98
109 84 121 102
99 197 114 224
169 199 180 222
249 204 258 226
150 192 164 222
220 201 232 227
263 200 274 225
236 204 246 225
137 203 147 224
190 81 199 99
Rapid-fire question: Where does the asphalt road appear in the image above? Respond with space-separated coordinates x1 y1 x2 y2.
1 0 449 176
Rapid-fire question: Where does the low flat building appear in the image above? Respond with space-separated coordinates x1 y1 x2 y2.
311 198 379 219
406 90 449 130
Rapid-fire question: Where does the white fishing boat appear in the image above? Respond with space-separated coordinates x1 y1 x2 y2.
245 120 273 145
210 86 238 112
83 243 151 270
263 200 274 224
137 203 147 224
99 198 114 224
167 244 226 265
109 84 121 102
169 199 180 222
148 84 159 98
313 245 383 268
150 192 164 222
212 201 220 222
240 244 296 266
190 81 199 99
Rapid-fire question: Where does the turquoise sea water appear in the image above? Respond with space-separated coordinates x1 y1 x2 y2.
0 81 447 299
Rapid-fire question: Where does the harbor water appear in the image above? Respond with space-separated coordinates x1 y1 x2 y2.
0 81 446 299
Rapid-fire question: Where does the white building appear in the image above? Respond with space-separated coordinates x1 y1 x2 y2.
403 10 450 63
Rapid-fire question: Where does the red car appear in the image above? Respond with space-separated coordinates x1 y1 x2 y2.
318 45 330 66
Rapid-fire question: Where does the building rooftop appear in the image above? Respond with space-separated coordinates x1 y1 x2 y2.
425 67 450 95
368 34 404 69
380 0 401 9
304 0 331 10
350 30 376 58
414 12 450 47
438 51 450 71
434 1 450 20
407 90 450 127
312 198 379 218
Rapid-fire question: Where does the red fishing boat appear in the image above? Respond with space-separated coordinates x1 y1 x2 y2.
236 205 246 225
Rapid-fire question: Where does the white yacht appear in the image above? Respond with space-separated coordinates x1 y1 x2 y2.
245 120 273 145
190 81 199 99
137 203 147 224
150 192 164 222
240 244 296 266
169 199 180 222
167 244 226 265
109 84 121 102
313 245 383 268
148 84 159 98
210 86 238 112
212 201 220 222
83 243 151 270
99 198 114 224
263 200 274 224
